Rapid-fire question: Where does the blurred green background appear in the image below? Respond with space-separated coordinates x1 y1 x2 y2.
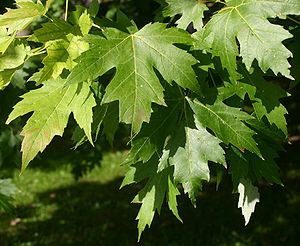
0 0 299 245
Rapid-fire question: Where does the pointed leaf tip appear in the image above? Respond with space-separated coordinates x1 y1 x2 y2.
237 178 260 226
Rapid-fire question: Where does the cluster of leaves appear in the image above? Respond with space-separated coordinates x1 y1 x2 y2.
0 0 299 239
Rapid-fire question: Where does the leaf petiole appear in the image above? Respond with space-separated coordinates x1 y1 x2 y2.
65 0 69 21
287 16 300 25
92 23 103 31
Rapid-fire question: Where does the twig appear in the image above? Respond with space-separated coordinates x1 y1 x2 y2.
64 0 69 21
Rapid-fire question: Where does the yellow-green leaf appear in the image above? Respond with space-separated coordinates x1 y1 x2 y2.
0 0 50 34
6 78 95 171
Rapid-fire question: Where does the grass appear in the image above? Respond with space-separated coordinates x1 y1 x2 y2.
0 142 299 246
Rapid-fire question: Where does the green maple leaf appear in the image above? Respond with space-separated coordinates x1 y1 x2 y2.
0 41 29 90
247 132 282 185
72 104 108 148
233 67 289 135
30 34 89 85
126 159 182 240
130 164 181 241
29 9 91 43
66 23 199 133
6 78 96 171
188 98 261 157
72 87 117 148
0 42 28 70
77 9 93 35
29 17 80 43
70 83 96 145
166 174 181 222
122 156 181 239
0 27 15 54
0 69 17 90
228 138 282 189
95 9 138 33
133 169 168 241
249 150 282 185
121 159 158 188
125 99 181 165
0 0 51 34
199 0 300 80
169 118 226 205
162 0 208 30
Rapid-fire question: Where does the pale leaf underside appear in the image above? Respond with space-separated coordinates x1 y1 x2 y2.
237 178 260 225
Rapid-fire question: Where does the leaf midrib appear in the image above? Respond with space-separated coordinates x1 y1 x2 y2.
22 85 74 165
134 35 198 91
67 35 131 83
193 100 259 155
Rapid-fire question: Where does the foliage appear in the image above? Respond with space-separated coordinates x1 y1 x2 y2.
0 0 299 239
0 145 299 245
0 178 17 212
